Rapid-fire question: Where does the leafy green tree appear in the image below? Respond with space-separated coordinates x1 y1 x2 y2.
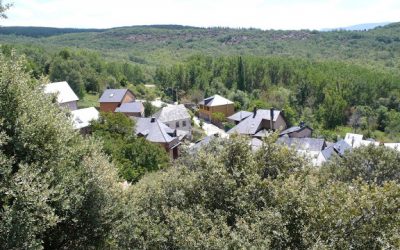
0 0 12 19
319 89 347 129
0 52 120 249
377 105 389 131
143 101 156 117
112 135 400 249
91 112 169 183
211 111 226 125
323 145 400 185
237 56 246 91
49 57 85 98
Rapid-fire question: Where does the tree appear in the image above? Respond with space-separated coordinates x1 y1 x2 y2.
323 145 400 185
319 89 347 129
377 105 389 131
112 135 400 249
0 0 12 19
143 101 156 117
0 52 120 248
237 56 246 91
91 112 170 183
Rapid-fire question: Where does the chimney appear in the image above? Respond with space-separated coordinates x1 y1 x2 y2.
253 107 257 118
270 108 275 130
150 117 156 123
299 121 305 128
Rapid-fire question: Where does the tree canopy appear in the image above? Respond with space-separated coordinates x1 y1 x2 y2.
0 52 121 249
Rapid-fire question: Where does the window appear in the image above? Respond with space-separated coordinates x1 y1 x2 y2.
182 120 187 127
176 121 180 128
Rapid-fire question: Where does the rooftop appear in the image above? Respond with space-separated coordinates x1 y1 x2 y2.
228 109 282 135
199 94 233 107
277 136 326 152
71 107 99 129
135 117 177 144
227 111 252 122
115 101 144 113
99 89 131 103
280 125 312 136
153 104 191 122
43 81 79 104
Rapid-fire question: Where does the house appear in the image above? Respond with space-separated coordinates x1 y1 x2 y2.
277 136 326 166
384 143 400 152
227 111 252 125
279 122 313 138
98 89 136 112
115 101 144 117
134 117 180 159
70 107 99 134
228 108 287 137
344 133 379 148
153 104 192 140
43 81 79 110
317 139 352 165
198 95 235 122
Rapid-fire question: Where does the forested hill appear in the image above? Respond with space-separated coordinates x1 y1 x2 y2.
0 26 105 37
0 23 400 68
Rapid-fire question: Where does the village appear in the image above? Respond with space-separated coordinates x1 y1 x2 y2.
45 81 400 166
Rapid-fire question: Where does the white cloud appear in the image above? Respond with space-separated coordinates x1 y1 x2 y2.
1 0 399 30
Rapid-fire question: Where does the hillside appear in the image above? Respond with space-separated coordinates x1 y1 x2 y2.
1 23 400 68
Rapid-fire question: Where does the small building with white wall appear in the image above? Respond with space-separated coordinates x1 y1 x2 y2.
44 81 79 111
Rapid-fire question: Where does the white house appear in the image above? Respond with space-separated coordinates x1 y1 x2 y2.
44 81 79 110
277 136 326 166
71 107 99 133
153 104 192 139
344 133 380 148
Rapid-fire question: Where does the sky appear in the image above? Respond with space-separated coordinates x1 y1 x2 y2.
2 0 399 30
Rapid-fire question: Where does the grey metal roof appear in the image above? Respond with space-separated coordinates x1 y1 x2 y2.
199 94 234 107
277 136 326 152
99 89 130 103
153 104 190 122
227 111 252 122
135 117 176 144
227 109 282 135
191 134 220 151
254 129 270 138
280 126 305 135
321 139 352 160
115 102 144 113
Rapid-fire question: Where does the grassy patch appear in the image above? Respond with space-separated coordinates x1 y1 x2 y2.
78 93 99 109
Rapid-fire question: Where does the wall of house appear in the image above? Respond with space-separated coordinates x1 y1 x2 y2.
199 104 235 122
211 104 235 118
60 101 78 111
100 102 119 112
260 114 287 131
275 115 288 130
164 118 192 132
122 92 135 103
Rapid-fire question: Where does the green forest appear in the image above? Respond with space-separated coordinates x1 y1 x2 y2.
1 25 400 141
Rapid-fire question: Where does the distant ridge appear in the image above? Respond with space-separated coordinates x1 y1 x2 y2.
321 22 392 31
0 26 105 37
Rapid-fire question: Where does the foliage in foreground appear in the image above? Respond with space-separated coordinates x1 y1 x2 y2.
113 136 400 249
91 112 170 183
0 52 121 249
